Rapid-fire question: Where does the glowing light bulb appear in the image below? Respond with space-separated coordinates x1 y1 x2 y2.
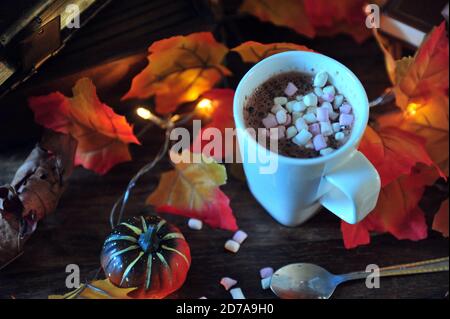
196 98 213 116
406 103 419 116
136 107 152 120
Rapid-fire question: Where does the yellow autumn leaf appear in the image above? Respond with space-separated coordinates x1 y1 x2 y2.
49 279 136 299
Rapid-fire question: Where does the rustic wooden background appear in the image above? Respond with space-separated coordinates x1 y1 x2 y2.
0 0 448 299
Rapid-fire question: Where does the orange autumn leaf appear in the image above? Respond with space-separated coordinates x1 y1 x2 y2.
359 126 437 187
239 0 315 38
29 78 140 175
433 199 449 237
395 22 449 110
232 41 313 63
122 32 231 114
49 279 135 299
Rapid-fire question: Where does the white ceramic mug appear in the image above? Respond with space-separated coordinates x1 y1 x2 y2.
233 51 381 226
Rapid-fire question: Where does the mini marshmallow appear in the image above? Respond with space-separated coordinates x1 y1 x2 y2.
323 85 335 96
320 121 333 136
329 111 339 121
269 126 286 140
313 134 327 151
230 288 246 299
316 108 329 122
339 103 352 114
220 277 238 291
225 240 240 253
285 82 298 96
295 117 308 131
276 110 287 124
305 142 315 149
260 267 274 279
274 96 288 105
335 131 345 141
188 218 203 230
309 123 321 136
271 104 285 114
286 126 298 139
303 112 317 124
313 71 328 87
292 101 307 112
304 93 318 107
232 230 248 244
261 277 271 290
314 87 324 97
262 113 278 128
332 122 341 133
306 106 317 114
292 112 303 123
322 93 335 102
320 147 335 156
293 129 313 146
333 95 344 108
285 100 296 112
321 101 333 112
339 113 354 126
295 95 304 101
285 114 292 126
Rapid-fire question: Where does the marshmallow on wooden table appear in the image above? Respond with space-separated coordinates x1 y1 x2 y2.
286 126 298 139
323 85 335 96
260 267 274 279
224 240 240 253
232 230 248 244
276 109 288 124
274 96 288 105
309 123 321 136
303 113 317 124
285 82 298 96
320 121 333 136
304 93 318 107
332 122 341 133
295 117 308 131
230 288 246 299
339 113 354 126
313 134 327 151
293 129 312 146
220 277 237 291
313 71 328 88
335 131 345 141
262 113 278 128
316 107 329 122
188 218 203 230
333 95 344 108
320 147 335 156
339 103 352 114
271 104 285 114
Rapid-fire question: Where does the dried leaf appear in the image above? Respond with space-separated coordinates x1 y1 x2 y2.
49 279 135 299
146 151 237 231
433 199 449 237
232 41 313 63
122 32 231 114
29 78 140 175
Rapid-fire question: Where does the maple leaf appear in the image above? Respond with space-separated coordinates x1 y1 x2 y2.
122 32 231 114
146 151 237 231
49 279 135 299
433 199 449 237
341 171 429 249
29 78 140 175
239 0 315 38
232 41 313 63
192 89 235 161
359 125 438 187
395 22 449 110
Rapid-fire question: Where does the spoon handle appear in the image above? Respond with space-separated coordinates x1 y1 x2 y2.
339 257 449 282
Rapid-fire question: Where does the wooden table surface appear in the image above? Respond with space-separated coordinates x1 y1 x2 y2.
0 1 448 299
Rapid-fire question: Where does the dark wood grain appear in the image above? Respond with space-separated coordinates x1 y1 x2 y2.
0 1 448 299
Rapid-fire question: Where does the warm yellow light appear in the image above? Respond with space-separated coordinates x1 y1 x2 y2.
196 98 214 115
136 107 152 120
406 103 419 116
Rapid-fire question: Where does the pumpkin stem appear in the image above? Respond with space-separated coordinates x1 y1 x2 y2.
138 225 160 253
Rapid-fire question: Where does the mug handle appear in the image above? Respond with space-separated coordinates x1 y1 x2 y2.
319 151 381 224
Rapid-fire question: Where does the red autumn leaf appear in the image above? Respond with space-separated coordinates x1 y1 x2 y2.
359 125 438 187
29 78 140 175
192 89 235 161
433 199 449 237
232 41 313 63
341 171 429 249
122 32 231 114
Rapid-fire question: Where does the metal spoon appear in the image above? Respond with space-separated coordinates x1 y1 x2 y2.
270 257 449 299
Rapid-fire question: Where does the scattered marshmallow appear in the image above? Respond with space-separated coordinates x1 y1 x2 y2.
320 147 335 156
286 126 298 139
295 117 308 131
292 101 307 112
316 107 329 122
339 113 354 126
303 113 317 124
339 103 352 114
225 240 240 253
332 122 341 133
313 71 328 88
335 131 345 141
320 121 333 136
293 129 312 146
188 218 203 230
333 95 344 108
262 113 278 128
274 96 288 105
271 104 285 114
260 267 274 279
285 82 298 96
230 288 246 299
304 93 318 107
261 277 271 290
232 230 248 244
323 85 335 96
309 123 321 136
220 277 238 291
313 134 327 151
276 110 288 124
